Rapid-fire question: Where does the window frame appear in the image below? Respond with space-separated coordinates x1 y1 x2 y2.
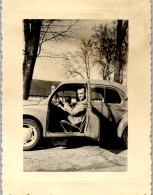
90 84 124 105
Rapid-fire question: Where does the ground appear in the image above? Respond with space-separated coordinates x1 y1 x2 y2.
23 137 127 172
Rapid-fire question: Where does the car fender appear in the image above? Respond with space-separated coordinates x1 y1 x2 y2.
23 104 48 136
117 113 128 138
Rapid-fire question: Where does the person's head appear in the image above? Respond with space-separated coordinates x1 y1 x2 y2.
77 87 86 101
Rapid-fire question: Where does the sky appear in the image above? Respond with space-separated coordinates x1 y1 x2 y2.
32 20 116 82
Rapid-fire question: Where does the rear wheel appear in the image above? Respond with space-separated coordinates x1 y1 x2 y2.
122 127 128 148
23 119 41 151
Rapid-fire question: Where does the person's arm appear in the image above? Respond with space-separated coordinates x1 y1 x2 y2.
57 104 66 111
64 102 86 115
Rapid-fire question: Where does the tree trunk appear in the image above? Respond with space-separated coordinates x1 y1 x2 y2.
114 20 128 84
114 20 122 83
23 20 42 99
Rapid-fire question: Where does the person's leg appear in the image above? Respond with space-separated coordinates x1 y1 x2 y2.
68 115 75 124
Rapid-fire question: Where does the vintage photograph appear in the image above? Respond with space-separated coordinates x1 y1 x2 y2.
2 0 151 194
23 19 128 172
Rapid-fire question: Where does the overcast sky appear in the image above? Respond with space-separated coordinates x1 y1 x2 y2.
32 20 115 82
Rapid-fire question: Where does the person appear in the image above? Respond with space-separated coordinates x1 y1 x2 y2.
59 87 87 126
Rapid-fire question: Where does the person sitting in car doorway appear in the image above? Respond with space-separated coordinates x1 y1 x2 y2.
59 87 87 131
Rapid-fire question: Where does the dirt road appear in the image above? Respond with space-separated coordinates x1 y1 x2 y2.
23 137 127 172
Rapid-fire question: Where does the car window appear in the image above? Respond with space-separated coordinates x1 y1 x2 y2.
57 90 76 98
51 90 77 104
58 90 76 103
105 88 121 104
91 88 104 102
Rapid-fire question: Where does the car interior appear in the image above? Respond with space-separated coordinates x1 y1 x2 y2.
46 84 87 133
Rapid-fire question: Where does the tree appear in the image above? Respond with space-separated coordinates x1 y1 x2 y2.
62 37 93 79
92 21 128 84
114 20 128 83
23 19 78 99
92 23 116 81
23 20 42 100
62 21 128 84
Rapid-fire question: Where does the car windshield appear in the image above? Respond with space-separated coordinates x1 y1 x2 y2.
51 84 86 104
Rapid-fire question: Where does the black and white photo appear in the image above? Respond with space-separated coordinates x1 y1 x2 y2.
23 20 128 172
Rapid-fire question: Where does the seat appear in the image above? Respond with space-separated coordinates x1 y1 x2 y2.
60 115 86 133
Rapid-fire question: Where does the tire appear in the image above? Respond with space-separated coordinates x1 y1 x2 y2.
23 119 41 151
122 127 128 148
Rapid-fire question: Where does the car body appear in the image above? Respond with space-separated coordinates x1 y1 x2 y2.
23 79 128 150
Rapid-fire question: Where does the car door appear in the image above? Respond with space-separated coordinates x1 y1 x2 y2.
84 84 102 140
102 87 127 124
84 84 127 141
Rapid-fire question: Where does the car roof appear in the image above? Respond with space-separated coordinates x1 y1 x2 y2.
61 79 127 94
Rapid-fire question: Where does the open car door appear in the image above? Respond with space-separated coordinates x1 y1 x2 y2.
83 81 100 140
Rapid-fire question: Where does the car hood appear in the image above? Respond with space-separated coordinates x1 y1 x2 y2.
23 100 41 106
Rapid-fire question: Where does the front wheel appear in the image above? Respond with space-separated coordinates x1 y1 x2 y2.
122 127 128 148
23 119 41 151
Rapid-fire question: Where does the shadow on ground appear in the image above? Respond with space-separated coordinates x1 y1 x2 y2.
35 136 126 155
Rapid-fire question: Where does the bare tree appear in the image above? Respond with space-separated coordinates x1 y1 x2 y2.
23 19 78 99
62 37 93 80
62 52 86 79
92 23 116 81
92 21 128 84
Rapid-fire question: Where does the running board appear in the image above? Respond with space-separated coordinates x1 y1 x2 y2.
45 131 85 138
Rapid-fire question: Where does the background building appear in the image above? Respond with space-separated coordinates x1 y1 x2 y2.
29 79 60 99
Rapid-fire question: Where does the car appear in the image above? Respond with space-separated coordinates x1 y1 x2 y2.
23 79 128 151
